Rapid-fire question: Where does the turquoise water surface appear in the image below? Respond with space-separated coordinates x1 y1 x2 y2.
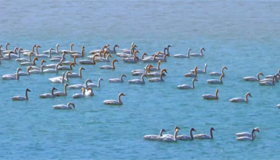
1 0 280 159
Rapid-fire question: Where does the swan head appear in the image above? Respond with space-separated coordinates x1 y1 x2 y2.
210 127 215 131
253 128 260 132
147 65 153 69
119 93 125 96
121 74 126 78
69 103 75 108
82 46 85 49
193 78 198 81
70 62 75 67
17 68 22 71
161 129 166 133
70 43 74 46
142 53 148 56
201 47 205 51
258 72 264 76
158 60 162 64
80 67 85 70
36 45 41 48
112 59 118 63
99 78 103 81
114 44 119 48
6 43 10 46
167 45 172 48
18 48 24 53
52 87 57 91
66 71 72 75
86 79 92 83
41 60 46 65
246 92 252 97
63 51 67 54
56 44 59 47
188 48 191 52
33 57 38 61
81 88 85 92
161 68 167 74
134 50 139 54
190 128 196 132
26 89 31 92
223 66 227 70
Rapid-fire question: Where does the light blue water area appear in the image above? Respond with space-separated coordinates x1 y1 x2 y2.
1 0 280 159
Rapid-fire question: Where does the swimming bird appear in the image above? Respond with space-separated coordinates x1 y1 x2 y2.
87 78 103 88
143 129 166 140
57 62 75 70
177 78 197 89
207 74 224 84
173 48 191 58
53 102 75 109
72 88 85 98
103 93 125 105
185 66 197 77
243 72 264 81
229 92 252 103
53 83 69 96
194 127 215 139
202 89 219 100
189 47 205 57
67 67 85 78
236 128 259 141
99 59 118 69
209 66 227 77
68 79 92 89
148 69 167 82
108 74 126 83
177 128 196 140
191 63 207 74
85 88 94 96
128 74 147 84
2 68 21 80
236 127 258 138
157 127 180 142
12 89 31 101
39 87 57 98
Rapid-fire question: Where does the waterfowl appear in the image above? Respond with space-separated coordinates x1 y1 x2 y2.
194 127 215 139
229 93 252 102
67 67 85 78
57 62 75 70
20 56 38 66
202 89 219 100
53 83 69 96
70 46 85 58
132 65 153 76
105 44 119 54
209 66 227 77
89 44 109 54
128 74 147 84
12 89 31 101
189 47 205 57
22 45 36 56
18 66 32 76
185 66 197 77
207 74 224 84
68 79 92 89
72 88 85 98
177 128 196 140
85 88 94 96
191 63 207 74
43 44 60 54
236 128 259 141
157 127 180 142
148 69 167 82
60 43 74 54
236 127 258 137
15 51 33 62
39 87 57 98
243 72 264 81
109 74 126 83
62 54 77 65
87 78 103 88
143 129 166 140
99 59 118 69
2 68 21 80
103 93 125 105
53 103 75 109
79 55 97 65
259 75 276 86
177 78 197 89
173 48 191 58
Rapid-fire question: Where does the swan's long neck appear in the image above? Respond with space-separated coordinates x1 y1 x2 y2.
106 54 110 60
192 79 195 88
112 61 116 69
70 64 73 70
160 72 163 80
51 88 55 95
97 79 101 87
219 75 223 82
221 68 225 76
141 74 145 82
190 129 194 139
257 73 261 80
166 47 169 56
251 129 255 140
82 89 85 95
16 69 20 80
118 94 122 103
200 48 203 56
25 90 29 100
113 45 117 53
245 94 249 102
79 68 82 77
157 62 161 70
81 49 84 57
32 59 36 65
142 53 146 59
48 50 52 58
159 129 164 136
61 73 65 83
210 129 213 139
204 64 207 72
56 45 59 53
5 43 9 50
120 75 124 82
28 53 32 61
85 80 91 88
173 130 178 141
64 84 67 94
36 46 39 55
70 44 73 51
32 45 35 52
187 49 190 57
73 56 76 64
27 67 31 74
215 90 218 98
40 65 44 72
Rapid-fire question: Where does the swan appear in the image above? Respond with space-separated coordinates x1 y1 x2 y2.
229 92 252 103
0 52 13 60
2 68 21 80
146 60 161 71
173 48 191 58
73 88 85 98
148 69 167 82
44 58 63 69
128 74 147 84
185 66 197 77
29 63 44 74
67 67 85 78
57 62 75 70
15 51 33 62
3 47 19 58
20 56 38 66
137 53 148 61
70 46 85 58
122 50 139 60
2 43 12 54
79 55 97 65
155 54 168 62
43 44 60 54
209 66 227 77
62 55 77 65
123 57 139 63
194 127 215 139
191 63 207 74
99 59 118 69
189 47 205 57
68 79 92 89
94 53 111 62
53 83 69 96
12 88 31 101
202 89 219 100
18 66 32 76
43 63 60 73
39 87 57 98
146 68 166 77
60 43 74 54
259 75 276 86
105 44 119 54
103 93 125 105
154 47 167 57
236 128 259 141
49 49 66 61
142 54 158 63
53 102 75 109
49 72 70 83
143 129 166 140
89 44 109 54
207 74 224 84
27 59 45 70
119 42 135 53
157 127 180 142
177 78 197 89
132 65 153 76
243 72 264 81
116 44 137 57
177 128 196 140
35 45 52 58
22 45 36 56
87 78 103 88
236 127 258 138
85 88 94 96
109 74 126 83
265 70 280 78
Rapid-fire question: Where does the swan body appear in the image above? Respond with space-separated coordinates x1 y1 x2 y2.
43 64 60 73
89 44 110 54
79 55 97 65
128 74 147 84
191 63 207 74
53 84 68 96
177 78 197 89
207 74 223 84
94 54 111 62
39 87 57 98
61 54 76 65
103 93 125 105
132 65 153 76
104 44 119 54
12 89 31 101
243 72 264 81
44 44 60 54
148 69 167 82
173 48 191 58
15 51 33 62
49 72 70 83
58 62 75 70
194 127 215 139
109 74 126 83
185 66 197 77
87 78 103 88
236 128 259 141
259 76 276 86
18 67 32 76
72 88 85 98
67 67 84 78
68 79 92 89
20 57 38 66
177 128 196 140
143 129 166 140
85 88 94 96
158 127 180 142
229 92 252 102
53 102 75 109
189 47 205 57
202 89 219 100
70 46 85 58
2 68 21 80
236 127 258 138
123 57 139 63
60 43 74 54
99 59 118 69
210 66 227 77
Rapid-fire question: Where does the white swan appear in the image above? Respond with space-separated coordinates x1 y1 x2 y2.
236 128 259 141
20 57 38 66
73 88 85 98
12 88 31 101
70 46 85 58
177 128 196 140
62 54 77 65
68 79 92 89
57 62 75 70
109 74 126 83
105 44 119 54
259 75 276 86
229 92 252 103
94 53 111 62
177 78 197 89
53 102 75 109
118 42 135 53
142 54 158 63
43 63 60 73
2 43 12 54
35 45 52 58
194 127 215 139
43 44 60 54
79 55 97 65
2 68 21 80
22 45 36 56
3 47 19 58
157 127 180 142
202 89 219 100
85 88 94 96
53 83 69 96
191 63 207 74
117 44 137 57
18 66 32 76
60 43 74 54
265 70 280 78
128 74 147 84
243 72 264 81
49 72 67 83
143 129 166 140
89 44 109 54
39 87 57 98
103 93 125 105
29 63 44 74
132 65 153 76
189 47 205 57
185 66 197 77
123 57 139 63
49 49 66 61
145 61 161 71
87 78 103 88
15 51 33 62
67 67 85 78
173 48 191 58
122 50 139 61
99 59 118 69
207 74 224 84
209 66 227 77
236 127 258 138
148 69 167 82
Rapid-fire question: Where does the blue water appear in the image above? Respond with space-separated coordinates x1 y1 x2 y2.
1 0 280 159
